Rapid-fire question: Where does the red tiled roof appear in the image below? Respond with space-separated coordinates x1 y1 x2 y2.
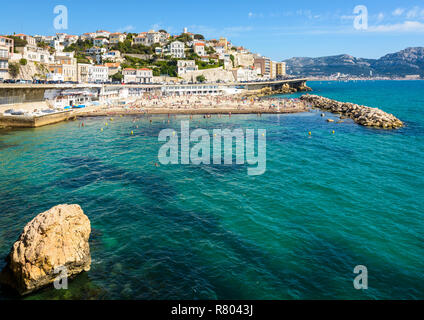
105 62 121 67
138 68 151 71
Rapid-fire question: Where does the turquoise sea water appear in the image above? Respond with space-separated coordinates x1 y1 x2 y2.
0 80 423 300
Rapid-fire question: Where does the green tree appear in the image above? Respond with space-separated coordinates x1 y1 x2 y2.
111 72 123 82
8 62 20 78
230 55 235 67
8 36 27 48
194 34 205 40
206 46 216 55
176 33 192 43
19 58 28 66
196 75 206 83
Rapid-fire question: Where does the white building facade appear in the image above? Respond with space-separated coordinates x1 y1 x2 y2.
169 41 185 58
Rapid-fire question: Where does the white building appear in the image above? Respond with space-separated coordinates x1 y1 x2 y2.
145 30 161 46
96 30 111 38
133 33 147 45
215 46 226 54
49 40 64 52
177 60 198 76
14 34 37 48
86 47 107 56
232 67 258 82
102 50 122 62
123 68 153 84
77 64 109 83
55 33 67 43
94 38 109 47
169 41 185 58
80 33 97 41
91 65 109 83
14 46 54 64
162 84 222 96
64 35 79 47
0 36 13 80
193 43 206 56
109 33 126 45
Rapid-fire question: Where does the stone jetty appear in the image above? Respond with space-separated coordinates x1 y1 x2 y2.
0 204 91 295
300 94 403 129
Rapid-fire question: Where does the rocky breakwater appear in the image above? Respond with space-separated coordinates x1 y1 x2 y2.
300 94 404 129
242 83 312 99
0 204 91 295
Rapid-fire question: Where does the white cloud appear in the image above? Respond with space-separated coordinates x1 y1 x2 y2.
377 13 385 22
367 20 424 32
406 6 420 18
187 25 253 38
392 8 405 16
117 25 135 33
340 15 355 21
248 12 264 18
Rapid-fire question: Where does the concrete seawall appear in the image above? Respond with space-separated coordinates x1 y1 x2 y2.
0 111 75 128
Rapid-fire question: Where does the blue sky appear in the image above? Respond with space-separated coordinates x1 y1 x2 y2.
1 0 424 60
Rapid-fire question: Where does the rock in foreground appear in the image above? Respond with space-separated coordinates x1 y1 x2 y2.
0 204 91 295
300 94 404 129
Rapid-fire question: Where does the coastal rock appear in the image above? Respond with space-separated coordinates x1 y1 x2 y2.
0 204 91 295
300 94 403 129
242 83 311 99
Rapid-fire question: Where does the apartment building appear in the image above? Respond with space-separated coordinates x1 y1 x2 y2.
91 65 109 83
169 41 185 58
275 62 287 78
15 46 54 64
14 34 37 47
0 36 13 79
254 56 271 78
81 33 97 41
109 33 126 45
102 50 122 62
133 34 146 45
177 60 198 76
194 43 205 56
105 62 121 76
49 52 78 82
96 30 111 38
145 30 161 46
94 38 109 47
232 67 258 82
64 35 79 47
77 64 109 83
123 68 153 84
77 63 91 83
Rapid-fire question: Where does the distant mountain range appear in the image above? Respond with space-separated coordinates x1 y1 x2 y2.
284 47 424 78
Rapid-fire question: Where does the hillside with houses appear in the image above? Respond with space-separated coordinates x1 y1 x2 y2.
0 28 287 84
